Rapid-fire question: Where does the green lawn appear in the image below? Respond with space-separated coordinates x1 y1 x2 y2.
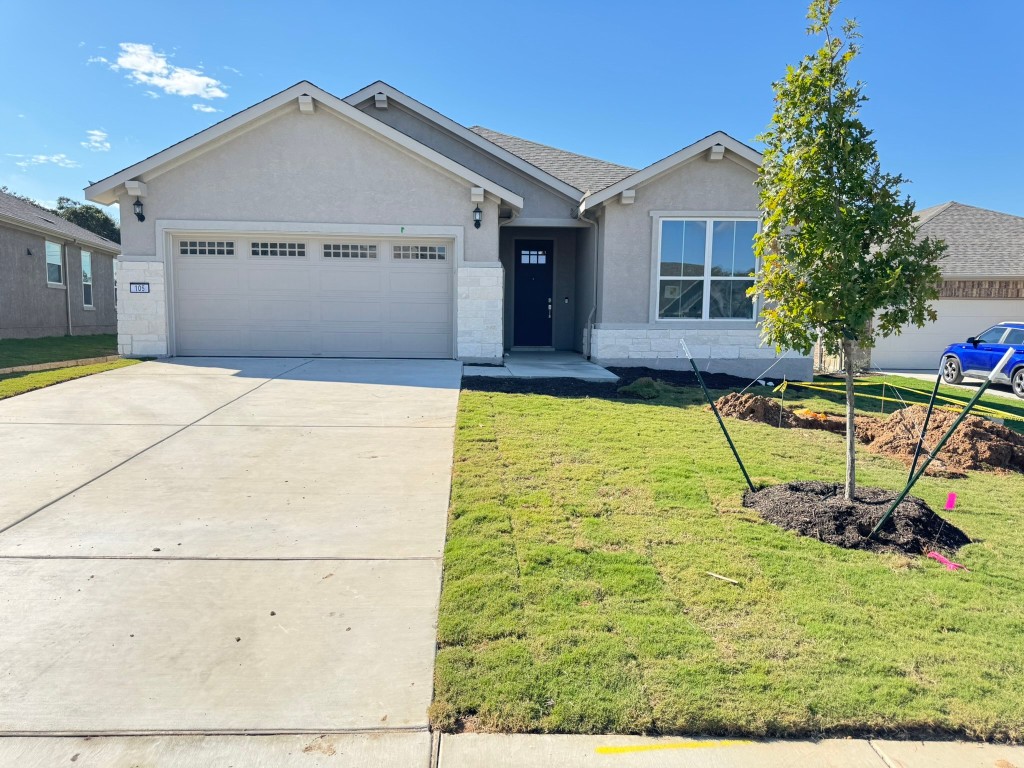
0 334 117 369
0 359 139 401
432 382 1024 740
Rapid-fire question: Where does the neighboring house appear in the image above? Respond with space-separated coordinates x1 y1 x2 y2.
870 202 1024 371
85 80 811 379
0 190 119 339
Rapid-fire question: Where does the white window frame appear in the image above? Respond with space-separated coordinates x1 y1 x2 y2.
81 250 94 308
45 241 64 287
651 213 760 323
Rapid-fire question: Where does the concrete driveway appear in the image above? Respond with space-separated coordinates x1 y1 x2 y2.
0 357 461 765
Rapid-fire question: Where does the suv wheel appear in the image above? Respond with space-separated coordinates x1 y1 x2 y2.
1013 368 1024 400
941 355 964 385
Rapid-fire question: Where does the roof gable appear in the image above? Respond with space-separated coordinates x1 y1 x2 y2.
345 82 585 201
0 191 119 252
85 82 523 210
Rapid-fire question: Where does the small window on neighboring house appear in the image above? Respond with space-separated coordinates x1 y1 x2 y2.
323 243 377 259
251 242 306 258
45 241 63 285
393 244 447 261
81 251 93 307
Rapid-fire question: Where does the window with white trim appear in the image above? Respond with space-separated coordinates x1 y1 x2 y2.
323 243 377 259
179 240 235 256
45 241 63 285
81 251 93 307
657 218 758 320
251 241 306 258
393 244 446 261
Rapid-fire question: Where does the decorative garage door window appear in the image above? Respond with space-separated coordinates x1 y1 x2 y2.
323 243 377 259
179 240 235 256
393 244 447 261
657 218 758 320
521 249 547 264
251 242 307 258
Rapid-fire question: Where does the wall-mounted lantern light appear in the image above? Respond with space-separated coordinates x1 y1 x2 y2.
473 205 482 229
26 247 33 257
133 197 146 222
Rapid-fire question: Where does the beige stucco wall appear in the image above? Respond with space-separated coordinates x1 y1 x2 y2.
599 157 759 325
118 104 501 262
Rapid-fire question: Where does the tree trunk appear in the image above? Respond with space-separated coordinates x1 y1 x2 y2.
843 338 857 500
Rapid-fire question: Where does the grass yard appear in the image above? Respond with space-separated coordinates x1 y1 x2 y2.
432 381 1024 740
0 334 117 369
0 359 139 401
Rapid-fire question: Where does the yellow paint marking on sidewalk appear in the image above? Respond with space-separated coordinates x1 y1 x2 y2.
595 739 753 755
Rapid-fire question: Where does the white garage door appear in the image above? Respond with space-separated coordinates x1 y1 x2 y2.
871 298 1022 371
171 234 453 357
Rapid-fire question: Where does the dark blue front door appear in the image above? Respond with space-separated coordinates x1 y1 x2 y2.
514 240 554 347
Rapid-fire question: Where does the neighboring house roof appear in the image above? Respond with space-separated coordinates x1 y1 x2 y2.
85 82 524 210
0 190 119 253
469 127 637 195
916 201 1024 278
344 82 583 202
579 132 763 213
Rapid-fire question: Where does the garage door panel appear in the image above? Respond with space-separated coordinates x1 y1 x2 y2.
173 234 454 358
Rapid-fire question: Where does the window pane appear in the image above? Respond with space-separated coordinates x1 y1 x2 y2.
1005 329 1024 345
709 280 755 319
711 220 757 277
47 262 62 284
660 221 706 277
83 284 93 307
81 252 92 284
658 280 703 319
977 326 1007 343
45 241 62 284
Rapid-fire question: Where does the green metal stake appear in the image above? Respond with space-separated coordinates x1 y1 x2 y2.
870 347 1016 539
681 341 755 493
907 364 944 484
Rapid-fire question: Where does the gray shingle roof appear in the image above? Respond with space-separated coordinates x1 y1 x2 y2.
0 190 119 253
916 201 1024 278
469 126 636 194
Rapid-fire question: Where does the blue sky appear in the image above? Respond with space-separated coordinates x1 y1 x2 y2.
3 1 1023 219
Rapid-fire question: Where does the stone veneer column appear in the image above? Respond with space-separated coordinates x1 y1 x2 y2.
456 264 503 364
116 260 168 357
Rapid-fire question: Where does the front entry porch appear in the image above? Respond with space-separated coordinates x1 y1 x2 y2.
463 351 618 382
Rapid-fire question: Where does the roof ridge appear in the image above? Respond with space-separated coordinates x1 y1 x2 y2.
0 189 119 249
469 126 637 171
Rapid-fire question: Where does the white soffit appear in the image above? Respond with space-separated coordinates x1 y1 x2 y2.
85 81 523 210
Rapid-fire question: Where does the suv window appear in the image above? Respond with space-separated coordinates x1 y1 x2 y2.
977 326 1008 343
1004 328 1024 346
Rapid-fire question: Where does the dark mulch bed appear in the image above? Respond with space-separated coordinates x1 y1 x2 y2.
743 481 970 556
462 366 750 399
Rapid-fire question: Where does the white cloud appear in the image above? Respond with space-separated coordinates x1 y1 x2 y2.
143 90 160 99
191 103 220 114
110 43 227 100
81 129 110 152
87 55 109 65
223 65 243 76
13 154 81 169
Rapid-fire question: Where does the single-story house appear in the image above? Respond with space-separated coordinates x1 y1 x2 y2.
0 190 118 339
85 80 811 379
870 202 1024 371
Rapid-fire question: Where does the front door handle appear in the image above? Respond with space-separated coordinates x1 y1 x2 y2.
547 297 552 319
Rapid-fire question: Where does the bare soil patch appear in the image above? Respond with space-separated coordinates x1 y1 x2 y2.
743 481 970 556
716 393 1024 475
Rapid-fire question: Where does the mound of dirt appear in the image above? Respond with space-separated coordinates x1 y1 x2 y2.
715 393 1024 475
743 481 970 556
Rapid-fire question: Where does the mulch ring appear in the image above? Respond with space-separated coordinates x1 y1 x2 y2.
462 366 748 400
715 393 1024 476
743 481 970 556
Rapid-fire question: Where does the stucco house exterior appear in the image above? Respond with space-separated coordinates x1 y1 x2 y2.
85 81 810 379
870 202 1024 371
0 190 118 340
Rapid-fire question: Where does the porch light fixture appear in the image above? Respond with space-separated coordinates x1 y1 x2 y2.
473 205 482 229
133 197 145 222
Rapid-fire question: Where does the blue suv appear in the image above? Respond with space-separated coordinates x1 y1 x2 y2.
941 322 1024 399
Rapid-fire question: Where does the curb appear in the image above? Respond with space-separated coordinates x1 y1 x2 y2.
0 355 122 376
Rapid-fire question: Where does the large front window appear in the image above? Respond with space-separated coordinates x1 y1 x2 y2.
657 218 758 320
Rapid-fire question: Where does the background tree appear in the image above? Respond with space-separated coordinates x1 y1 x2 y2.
752 0 946 500
54 197 120 244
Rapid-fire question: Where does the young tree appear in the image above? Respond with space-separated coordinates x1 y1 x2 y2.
54 197 120 244
753 0 946 500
